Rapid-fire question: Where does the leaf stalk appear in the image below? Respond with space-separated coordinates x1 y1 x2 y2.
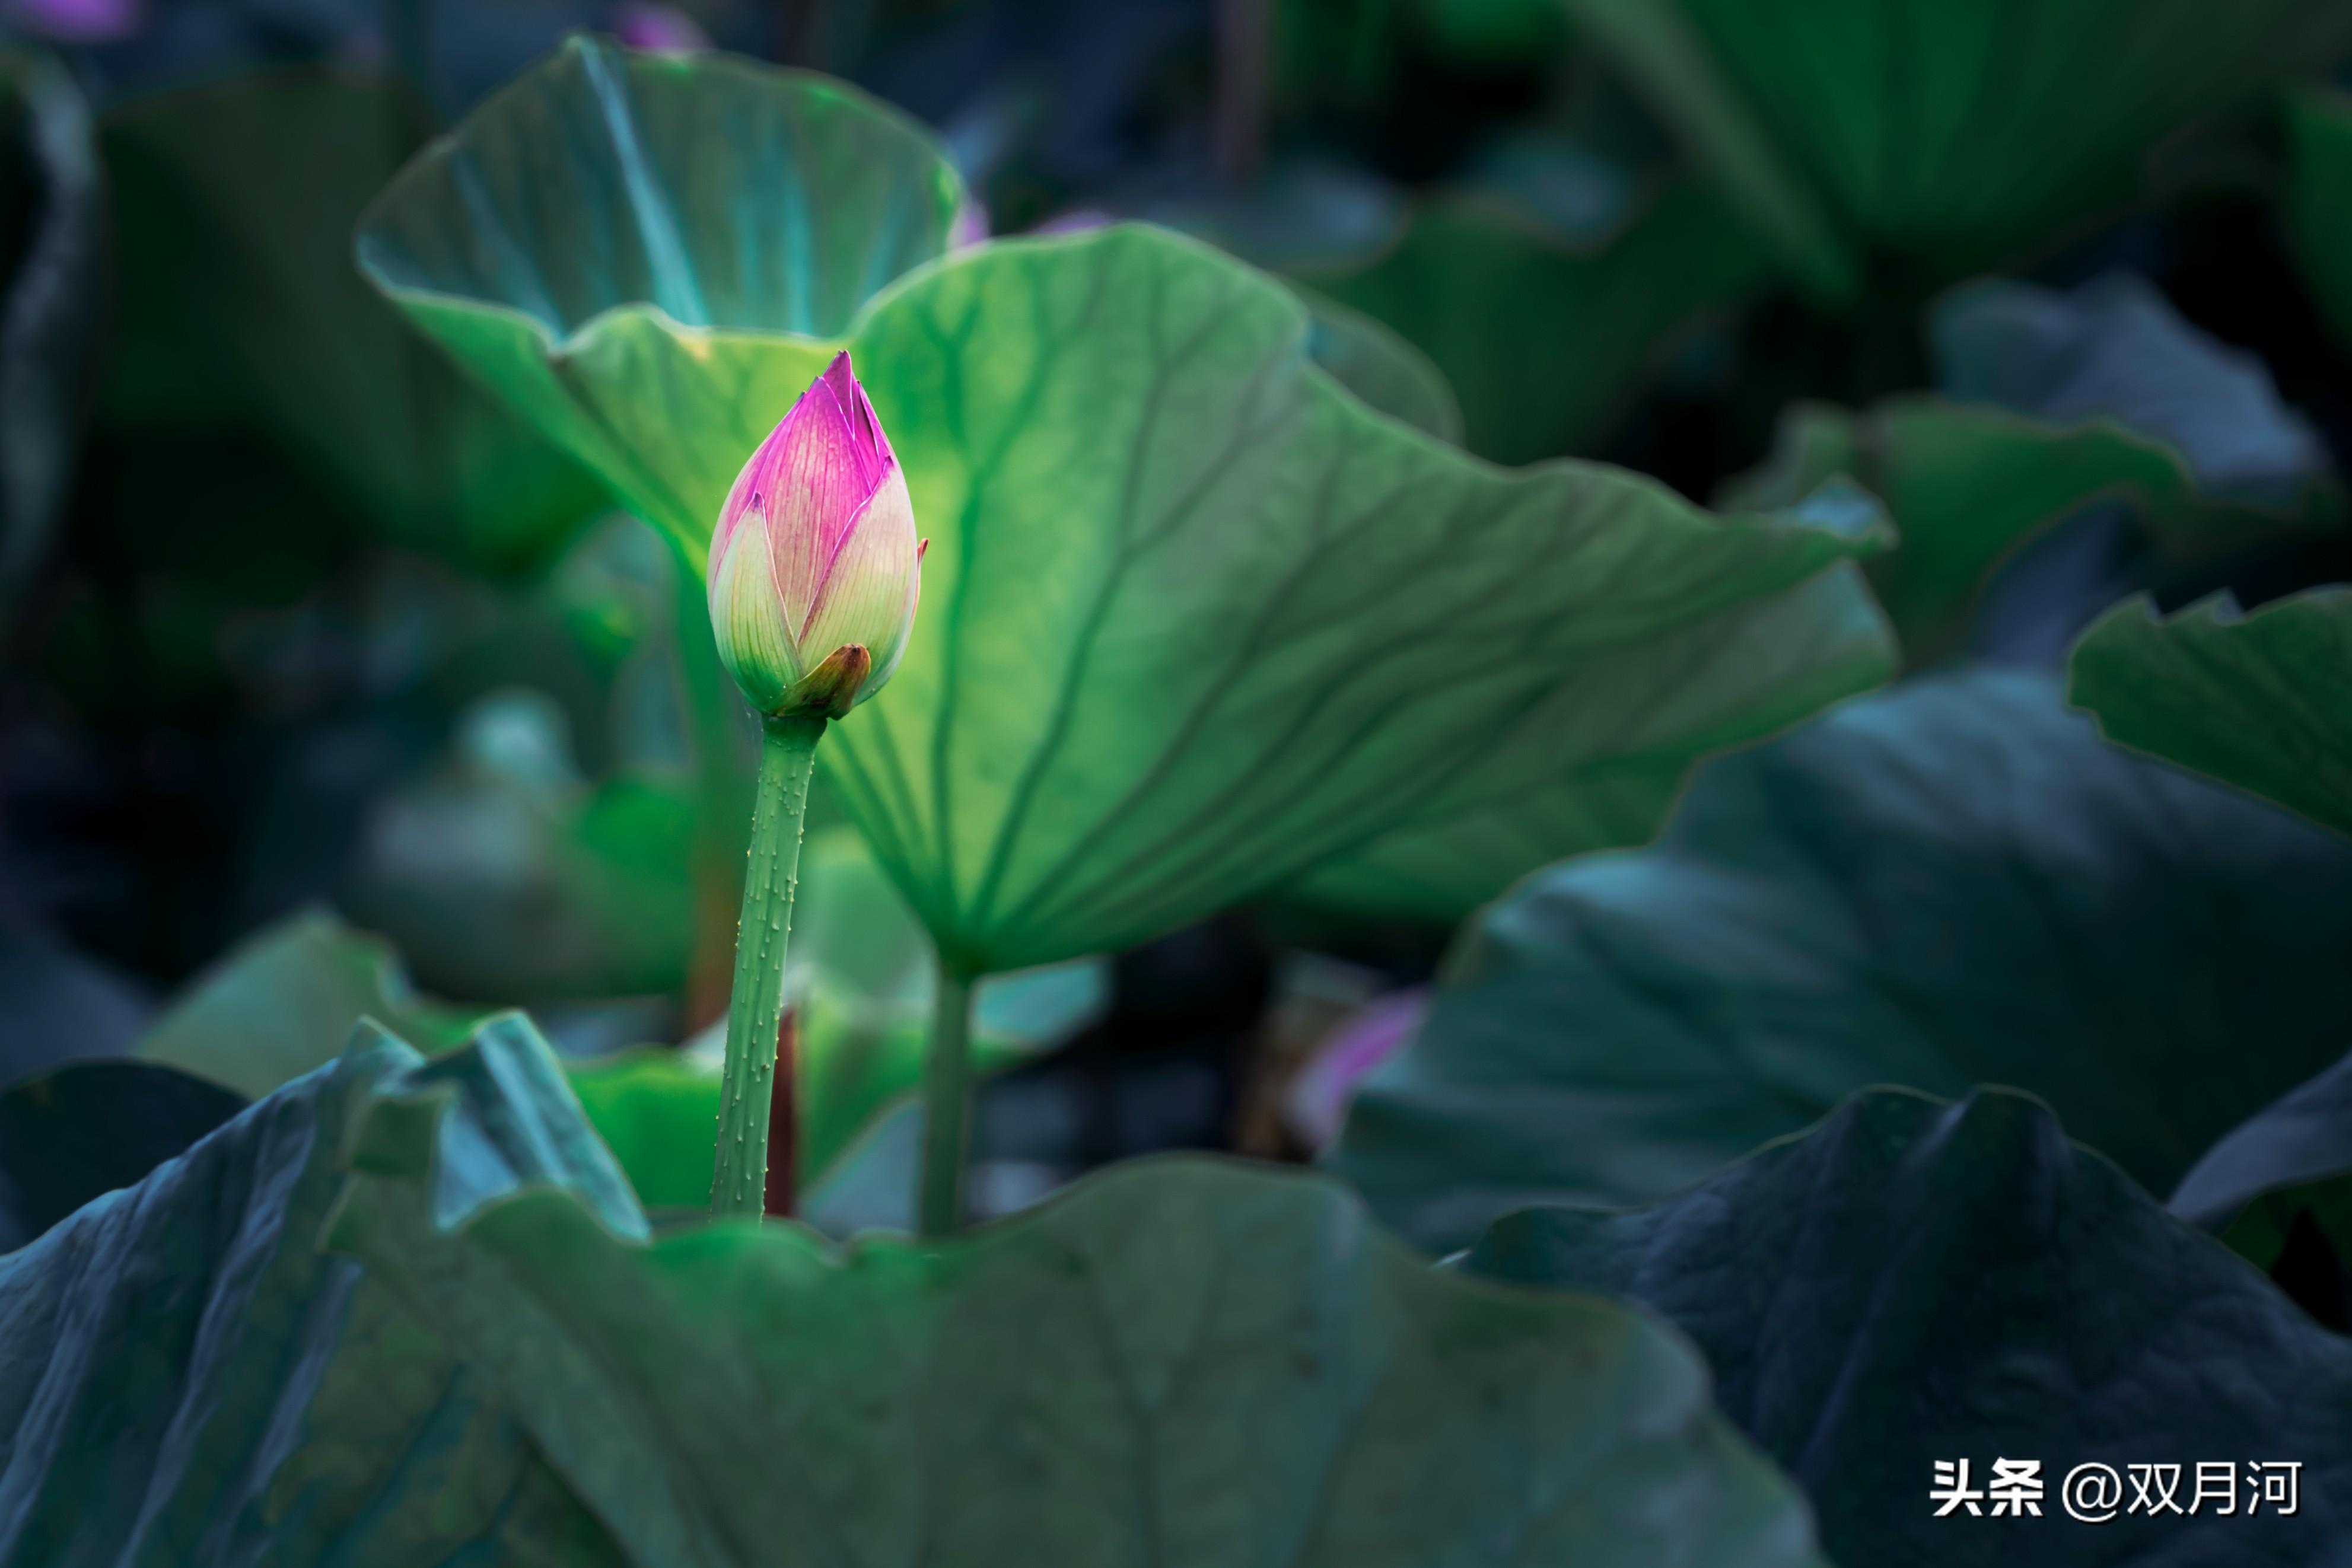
918 968 977 1237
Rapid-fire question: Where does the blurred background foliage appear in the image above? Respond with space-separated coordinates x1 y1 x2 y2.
5 0 2352 1239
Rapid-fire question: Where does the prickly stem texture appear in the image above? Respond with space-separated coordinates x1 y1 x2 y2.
711 714 825 1219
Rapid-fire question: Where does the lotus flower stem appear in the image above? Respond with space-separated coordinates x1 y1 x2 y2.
710 713 825 1219
704 349 923 1219
918 969 976 1236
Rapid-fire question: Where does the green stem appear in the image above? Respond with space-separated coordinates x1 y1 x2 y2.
917 968 976 1238
710 715 826 1219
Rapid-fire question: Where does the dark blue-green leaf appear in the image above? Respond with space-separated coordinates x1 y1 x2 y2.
0 1015 626 1564
1463 1088 2352 1564
1336 669 2352 1251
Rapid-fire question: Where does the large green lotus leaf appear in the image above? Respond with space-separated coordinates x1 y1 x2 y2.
1335 669 2352 1251
1721 396 2328 662
0 50 97 632
0 1019 625 1564
2287 88 2352 353
1298 167 1778 463
1567 0 2352 298
1284 527 1895 923
98 67 609 575
828 234 1891 971
1463 1088 2352 1563
354 36 961 560
136 908 482 1101
328 1025 1825 1568
1283 769 1689 930
369 201 1890 969
2070 588 2352 841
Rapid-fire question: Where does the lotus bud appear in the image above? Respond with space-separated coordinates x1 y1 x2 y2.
707 351 925 720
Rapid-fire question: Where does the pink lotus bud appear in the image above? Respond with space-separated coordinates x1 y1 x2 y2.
707 352 924 720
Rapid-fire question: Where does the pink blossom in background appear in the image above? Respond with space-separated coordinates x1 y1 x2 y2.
7 0 142 43
1283 988 1431 1150
611 2 709 52
950 200 989 249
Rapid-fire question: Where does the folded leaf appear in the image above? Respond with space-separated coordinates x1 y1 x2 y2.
0 1022 623 1564
355 36 963 557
